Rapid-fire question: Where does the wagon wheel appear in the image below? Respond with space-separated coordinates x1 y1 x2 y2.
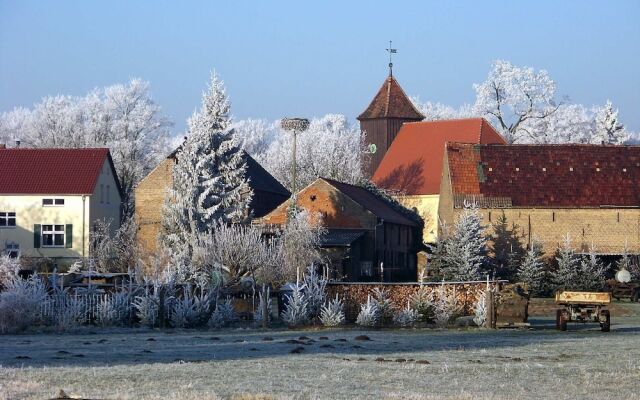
600 310 610 332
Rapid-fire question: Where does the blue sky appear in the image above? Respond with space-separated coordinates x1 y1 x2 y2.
1 0 639 134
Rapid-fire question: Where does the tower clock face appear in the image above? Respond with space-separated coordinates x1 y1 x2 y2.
369 143 377 154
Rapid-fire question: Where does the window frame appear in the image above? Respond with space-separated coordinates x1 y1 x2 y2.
0 211 16 228
41 224 65 247
42 198 65 207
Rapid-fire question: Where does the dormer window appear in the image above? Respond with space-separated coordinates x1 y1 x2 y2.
43 198 64 207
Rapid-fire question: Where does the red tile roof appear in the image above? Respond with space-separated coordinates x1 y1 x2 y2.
0 148 117 195
357 75 424 120
445 143 640 208
373 118 506 195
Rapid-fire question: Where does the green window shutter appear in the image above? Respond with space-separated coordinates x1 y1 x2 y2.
34 224 41 248
65 224 73 248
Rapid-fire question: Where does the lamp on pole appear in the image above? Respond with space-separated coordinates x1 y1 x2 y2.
280 117 310 198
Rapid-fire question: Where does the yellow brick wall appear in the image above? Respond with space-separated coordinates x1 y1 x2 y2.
134 158 174 255
394 194 439 244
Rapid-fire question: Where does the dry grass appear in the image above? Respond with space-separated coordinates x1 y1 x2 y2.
1 302 639 400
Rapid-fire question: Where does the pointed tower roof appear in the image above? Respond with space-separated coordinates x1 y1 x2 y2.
358 75 424 120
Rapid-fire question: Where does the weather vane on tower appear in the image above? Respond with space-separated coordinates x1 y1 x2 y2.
386 40 397 76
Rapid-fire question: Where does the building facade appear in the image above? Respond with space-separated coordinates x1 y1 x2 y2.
0 147 122 268
258 178 422 282
135 149 290 256
438 143 640 256
373 118 506 243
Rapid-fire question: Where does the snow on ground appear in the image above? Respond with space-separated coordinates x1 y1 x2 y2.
1 303 639 400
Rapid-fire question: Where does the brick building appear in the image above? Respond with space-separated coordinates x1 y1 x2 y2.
438 143 640 256
258 178 422 282
373 118 506 243
135 150 290 256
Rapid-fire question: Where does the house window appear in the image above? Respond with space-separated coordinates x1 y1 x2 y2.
42 198 64 206
42 224 65 247
5 243 19 258
0 212 16 227
360 261 373 277
100 184 104 204
106 185 111 204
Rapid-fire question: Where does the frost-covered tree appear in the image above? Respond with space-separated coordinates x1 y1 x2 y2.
302 265 327 321
434 282 461 327
319 295 345 327
411 98 477 121
552 235 581 291
393 303 419 327
410 286 435 321
232 118 279 156
443 202 487 281
0 274 48 333
516 239 547 296
251 114 368 190
276 209 326 285
161 72 252 268
281 283 309 327
473 60 559 144
473 291 487 327
208 297 238 328
593 100 629 145
0 79 172 216
371 287 394 323
253 287 272 326
579 246 608 291
617 243 639 282
356 296 379 327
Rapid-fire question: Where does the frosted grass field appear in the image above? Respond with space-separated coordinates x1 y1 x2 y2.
1 303 639 400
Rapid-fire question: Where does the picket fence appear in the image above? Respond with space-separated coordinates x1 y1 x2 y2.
40 293 127 324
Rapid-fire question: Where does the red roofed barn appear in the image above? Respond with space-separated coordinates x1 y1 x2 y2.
439 143 640 256
0 146 122 268
372 118 507 242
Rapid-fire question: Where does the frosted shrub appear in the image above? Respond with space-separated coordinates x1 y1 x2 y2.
208 297 238 329
473 291 488 327
52 294 86 330
253 288 272 326
133 288 160 327
97 291 133 327
516 239 546 296
552 235 581 290
0 275 47 333
434 283 461 328
303 265 326 321
410 286 435 322
319 295 345 327
281 284 309 327
393 303 419 327
356 296 379 327
0 255 20 288
371 287 393 323
169 290 198 328
579 246 608 291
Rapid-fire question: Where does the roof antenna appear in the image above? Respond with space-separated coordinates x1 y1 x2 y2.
386 40 397 77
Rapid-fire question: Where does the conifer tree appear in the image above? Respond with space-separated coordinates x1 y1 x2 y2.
443 201 487 281
516 239 546 296
579 246 608 291
161 72 252 270
552 235 581 291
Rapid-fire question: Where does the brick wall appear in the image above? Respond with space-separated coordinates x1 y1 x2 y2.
134 158 174 255
260 179 377 229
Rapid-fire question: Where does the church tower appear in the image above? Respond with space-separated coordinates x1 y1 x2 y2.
358 70 424 178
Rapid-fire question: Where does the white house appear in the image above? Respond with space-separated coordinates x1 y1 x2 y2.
0 146 122 269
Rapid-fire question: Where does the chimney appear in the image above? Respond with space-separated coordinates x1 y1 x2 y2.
15 139 20 148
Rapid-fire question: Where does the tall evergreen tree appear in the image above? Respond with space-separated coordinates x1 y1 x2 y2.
161 72 252 270
552 235 581 291
579 246 608 291
516 239 546 296
443 201 487 281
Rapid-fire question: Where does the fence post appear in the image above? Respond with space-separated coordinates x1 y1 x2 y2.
485 288 495 329
261 285 268 329
158 285 166 329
